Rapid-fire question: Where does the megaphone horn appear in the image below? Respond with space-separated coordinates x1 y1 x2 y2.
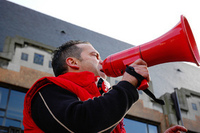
102 15 200 78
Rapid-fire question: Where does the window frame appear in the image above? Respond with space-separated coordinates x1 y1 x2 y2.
0 84 27 130
192 103 198 111
21 52 29 61
33 53 44 65
124 115 161 133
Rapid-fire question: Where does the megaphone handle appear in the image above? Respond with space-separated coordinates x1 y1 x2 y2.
138 79 149 90
125 66 149 90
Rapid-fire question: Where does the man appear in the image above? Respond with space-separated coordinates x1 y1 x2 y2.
23 40 187 133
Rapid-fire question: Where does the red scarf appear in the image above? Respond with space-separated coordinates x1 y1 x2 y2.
23 71 125 133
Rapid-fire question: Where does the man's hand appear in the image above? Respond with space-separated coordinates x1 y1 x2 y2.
164 125 187 133
122 59 150 87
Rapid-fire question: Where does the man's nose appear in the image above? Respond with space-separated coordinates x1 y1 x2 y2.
99 59 103 65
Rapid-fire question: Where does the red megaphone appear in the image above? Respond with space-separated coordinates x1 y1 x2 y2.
101 15 200 90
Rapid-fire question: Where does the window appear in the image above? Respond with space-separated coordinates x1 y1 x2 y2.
192 103 197 111
21 52 28 61
0 87 26 130
34 53 44 65
124 118 158 133
49 60 52 68
115 80 119 84
138 90 143 95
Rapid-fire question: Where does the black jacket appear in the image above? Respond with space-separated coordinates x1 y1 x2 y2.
31 81 139 133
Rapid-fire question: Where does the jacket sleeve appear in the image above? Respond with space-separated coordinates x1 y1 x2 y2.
31 81 139 133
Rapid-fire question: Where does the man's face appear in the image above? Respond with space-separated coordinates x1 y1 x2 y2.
77 43 106 79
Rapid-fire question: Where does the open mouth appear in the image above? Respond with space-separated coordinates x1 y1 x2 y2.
100 69 104 73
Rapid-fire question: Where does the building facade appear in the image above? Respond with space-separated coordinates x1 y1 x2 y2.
0 0 200 132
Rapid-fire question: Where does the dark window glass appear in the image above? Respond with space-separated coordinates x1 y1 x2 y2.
49 60 52 68
0 87 9 109
34 53 44 65
138 90 143 94
124 118 158 133
0 111 5 116
7 90 25 120
21 53 28 61
192 103 197 111
0 129 7 133
124 118 147 133
0 87 25 130
5 119 21 128
0 117 3 125
149 124 158 133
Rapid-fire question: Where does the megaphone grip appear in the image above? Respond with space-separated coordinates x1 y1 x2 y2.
125 66 149 89
138 80 149 90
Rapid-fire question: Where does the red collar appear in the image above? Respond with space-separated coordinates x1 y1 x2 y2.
58 71 96 87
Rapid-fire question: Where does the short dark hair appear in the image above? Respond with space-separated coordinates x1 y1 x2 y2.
52 40 89 76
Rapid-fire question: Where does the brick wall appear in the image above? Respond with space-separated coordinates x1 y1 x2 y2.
0 66 53 89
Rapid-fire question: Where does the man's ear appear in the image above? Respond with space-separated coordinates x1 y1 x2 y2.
66 57 80 69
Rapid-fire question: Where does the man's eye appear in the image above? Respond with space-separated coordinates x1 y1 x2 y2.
94 53 100 59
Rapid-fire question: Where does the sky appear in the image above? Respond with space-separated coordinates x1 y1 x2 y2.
8 0 200 59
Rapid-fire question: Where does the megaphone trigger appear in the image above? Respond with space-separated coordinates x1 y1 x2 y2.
138 80 149 90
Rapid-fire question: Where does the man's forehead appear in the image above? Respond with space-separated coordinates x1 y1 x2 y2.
78 43 97 52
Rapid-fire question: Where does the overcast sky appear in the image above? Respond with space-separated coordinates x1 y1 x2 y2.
8 0 200 56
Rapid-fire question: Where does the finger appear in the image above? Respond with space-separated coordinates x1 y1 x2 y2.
134 66 150 82
171 125 187 132
131 59 147 66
